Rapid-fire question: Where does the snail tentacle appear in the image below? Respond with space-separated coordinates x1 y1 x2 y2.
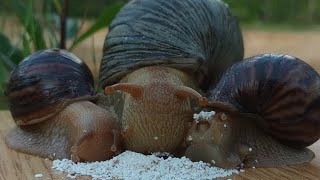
105 83 143 99
175 85 208 107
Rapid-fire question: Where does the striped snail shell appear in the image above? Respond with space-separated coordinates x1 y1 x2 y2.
209 53 320 148
98 0 244 154
99 0 244 90
5 49 122 161
5 48 95 125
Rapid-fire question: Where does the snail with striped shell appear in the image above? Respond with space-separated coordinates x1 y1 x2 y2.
4 0 320 169
5 49 122 162
185 54 320 168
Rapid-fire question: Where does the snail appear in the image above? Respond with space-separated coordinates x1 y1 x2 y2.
184 54 320 168
4 0 320 170
99 0 243 154
4 49 122 162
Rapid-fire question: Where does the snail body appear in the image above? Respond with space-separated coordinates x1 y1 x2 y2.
100 0 243 154
5 49 122 161
185 54 320 168
106 66 207 153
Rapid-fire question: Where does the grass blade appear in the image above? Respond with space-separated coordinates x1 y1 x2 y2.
68 2 124 50
12 0 46 50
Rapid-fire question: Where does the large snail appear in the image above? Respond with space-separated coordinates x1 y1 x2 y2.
100 0 243 154
4 0 320 170
4 49 122 162
185 54 320 168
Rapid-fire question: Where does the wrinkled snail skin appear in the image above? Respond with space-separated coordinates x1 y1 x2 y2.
185 53 320 168
5 49 122 161
6 101 121 161
105 66 207 154
100 0 243 155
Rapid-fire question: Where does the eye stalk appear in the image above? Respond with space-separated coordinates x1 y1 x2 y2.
175 85 208 107
105 83 208 107
105 83 143 99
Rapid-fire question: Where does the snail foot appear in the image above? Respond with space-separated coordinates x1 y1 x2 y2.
239 132 316 168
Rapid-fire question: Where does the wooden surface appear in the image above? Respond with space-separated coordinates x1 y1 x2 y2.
1 111 320 180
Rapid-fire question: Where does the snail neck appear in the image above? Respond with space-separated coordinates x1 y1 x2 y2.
105 66 207 153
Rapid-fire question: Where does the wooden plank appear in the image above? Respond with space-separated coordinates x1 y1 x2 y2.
0 110 319 180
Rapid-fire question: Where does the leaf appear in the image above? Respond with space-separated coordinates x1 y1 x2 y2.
12 0 47 50
0 53 16 71
0 57 9 110
0 32 23 67
22 33 32 57
68 2 124 50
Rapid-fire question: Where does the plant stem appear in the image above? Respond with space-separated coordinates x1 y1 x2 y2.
60 0 68 49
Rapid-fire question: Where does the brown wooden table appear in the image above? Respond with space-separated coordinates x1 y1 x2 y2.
1 111 319 180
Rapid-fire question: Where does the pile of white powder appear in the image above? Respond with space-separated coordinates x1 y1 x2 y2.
52 111 239 179
52 151 238 180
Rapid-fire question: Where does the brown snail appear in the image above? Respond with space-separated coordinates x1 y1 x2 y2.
6 0 318 171
184 54 320 168
99 0 243 154
5 49 122 162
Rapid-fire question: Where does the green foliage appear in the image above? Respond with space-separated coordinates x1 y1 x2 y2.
69 2 124 50
225 0 320 25
13 0 47 52
0 0 125 109
0 32 24 109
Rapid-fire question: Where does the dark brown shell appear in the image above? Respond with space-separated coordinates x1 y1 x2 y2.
208 53 320 148
99 0 243 90
5 49 95 125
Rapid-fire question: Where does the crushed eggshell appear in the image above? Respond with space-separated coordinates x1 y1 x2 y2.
34 173 43 178
193 111 216 121
153 136 159 140
52 151 239 180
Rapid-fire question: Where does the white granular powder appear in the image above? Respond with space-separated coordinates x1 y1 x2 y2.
34 173 43 178
193 111 215 121
52 151 238 180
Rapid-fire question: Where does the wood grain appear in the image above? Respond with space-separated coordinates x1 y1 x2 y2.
1 110 319 180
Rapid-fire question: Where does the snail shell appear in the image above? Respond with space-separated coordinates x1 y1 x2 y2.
99 0 244 90
5 49 122 161
209 53 320 148
5 48 95 125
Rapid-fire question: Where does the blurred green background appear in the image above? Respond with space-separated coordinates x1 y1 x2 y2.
1 0 320 109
